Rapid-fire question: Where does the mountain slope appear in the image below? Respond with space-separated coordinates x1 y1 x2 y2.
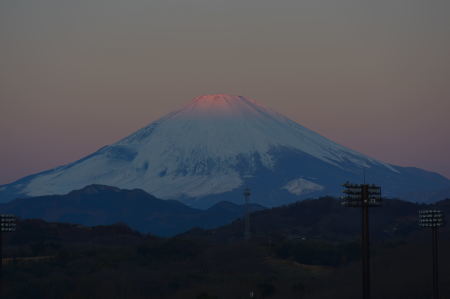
1 94 449 206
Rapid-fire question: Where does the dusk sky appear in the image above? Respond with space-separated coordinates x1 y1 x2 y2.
1 0 450 184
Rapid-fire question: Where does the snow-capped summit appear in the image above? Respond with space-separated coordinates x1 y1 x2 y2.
120 93 393 171
1 94 449 207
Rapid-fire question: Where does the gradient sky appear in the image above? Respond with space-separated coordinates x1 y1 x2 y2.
1 0 450 184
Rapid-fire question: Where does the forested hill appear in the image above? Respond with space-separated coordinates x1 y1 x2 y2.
182 197 450 242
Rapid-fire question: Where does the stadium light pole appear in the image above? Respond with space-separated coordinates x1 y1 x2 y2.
419 209 445 299
341 182 381 299
0 214 16 297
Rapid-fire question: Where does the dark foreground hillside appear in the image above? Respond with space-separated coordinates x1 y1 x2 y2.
2 197 450 298
183 197 450 243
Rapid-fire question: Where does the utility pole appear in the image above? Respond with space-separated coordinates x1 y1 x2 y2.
243 188 251 240
341 182 381 299
419 209 445 299
0 214 16 297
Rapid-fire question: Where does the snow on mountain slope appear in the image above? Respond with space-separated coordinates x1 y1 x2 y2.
1 94 449 205
119 94 395 169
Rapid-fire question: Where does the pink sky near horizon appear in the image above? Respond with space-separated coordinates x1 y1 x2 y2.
1 0 450 184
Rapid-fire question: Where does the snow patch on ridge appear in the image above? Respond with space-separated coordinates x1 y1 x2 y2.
282 178 324 195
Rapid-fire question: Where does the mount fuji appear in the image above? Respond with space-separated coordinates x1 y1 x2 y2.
1 94 449 207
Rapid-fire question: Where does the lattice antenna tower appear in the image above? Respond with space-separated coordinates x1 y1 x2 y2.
243 188 251 240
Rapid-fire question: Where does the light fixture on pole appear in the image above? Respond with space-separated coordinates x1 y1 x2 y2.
341 182 381 299
0 214 16 296
419 209 445 299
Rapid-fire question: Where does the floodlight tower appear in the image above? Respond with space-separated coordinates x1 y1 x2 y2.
243 188 251 240
0 214 16 296
419 209 445 299
341 182 381 299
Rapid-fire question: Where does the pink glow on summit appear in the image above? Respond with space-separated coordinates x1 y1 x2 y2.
191 94 256 107
184 94 263 116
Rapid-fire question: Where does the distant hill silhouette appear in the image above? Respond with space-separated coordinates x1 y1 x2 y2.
2 184 449 241
0 184 264 236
